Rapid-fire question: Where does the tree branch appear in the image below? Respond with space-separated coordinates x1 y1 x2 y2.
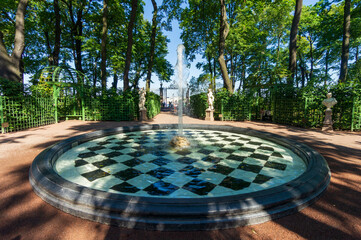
1 11 16 25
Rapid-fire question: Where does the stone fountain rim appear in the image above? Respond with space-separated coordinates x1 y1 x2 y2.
29 124 331 230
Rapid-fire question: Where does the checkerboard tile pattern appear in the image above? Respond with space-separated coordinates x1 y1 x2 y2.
55 130 306 198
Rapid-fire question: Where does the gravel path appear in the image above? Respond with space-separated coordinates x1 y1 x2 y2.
0 112 360 240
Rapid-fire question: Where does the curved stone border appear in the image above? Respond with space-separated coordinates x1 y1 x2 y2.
29 124 331 231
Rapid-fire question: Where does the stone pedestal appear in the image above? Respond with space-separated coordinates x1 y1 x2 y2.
322 109 333 131
139 109 147 121
205 109 214 121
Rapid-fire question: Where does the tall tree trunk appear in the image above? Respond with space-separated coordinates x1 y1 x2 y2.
75 10 83 79
146 0 157 92
356 46 359 62
325 48 329 86
339 0 351 83
53 0 61 66
112 72 118 89
123 0 138 91
0 0 28 84
207 53 213 90
218 0 233 93
308 35 314 81
101 0 108 92
44 0 61 67
288 0 303 85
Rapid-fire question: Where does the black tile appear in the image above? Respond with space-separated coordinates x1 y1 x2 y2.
115 140 130 145
221 138 234 142
107 137 117 141
81 169 110 182
75 159 88 167
123 159 145 167
230 142 244 147
177 157 197 165
248 141 263 146
87 146 106 151
239 147 256 153
258 146 274 151
78 152 97 158
150 157 171 166
238 163 263 173
113 168 142 181
218 134 231 138
98 141 112 146
213 143 225 148
110 145 127 151
219 148 235 154
179 166 204 177
198 149 214 155
175 149 192 156
147 167 175 179
207 139 219 143
253 174 273 184
226 154 246 162
249 153 269 161
220 176 251 190
238 137 250 141
144 180 179 196
183 179 216 196
201 155 222 164
152 150 168 157
264 161 287 171
92 159 117 168
127 151 146 158
208 164 235 175
103 151 123 158
110 182 140 193
272 152 284 158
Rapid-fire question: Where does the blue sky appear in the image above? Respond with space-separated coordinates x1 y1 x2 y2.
143 0 321 91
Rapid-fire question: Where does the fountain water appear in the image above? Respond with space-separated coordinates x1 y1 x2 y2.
170 44 190 148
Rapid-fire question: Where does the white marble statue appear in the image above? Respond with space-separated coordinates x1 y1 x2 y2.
207 88 214 110
322 93 337 110
139 88 146 111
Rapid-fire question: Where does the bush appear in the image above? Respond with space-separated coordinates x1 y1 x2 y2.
190 93 207 119
145 92 161 119
0 77 23 96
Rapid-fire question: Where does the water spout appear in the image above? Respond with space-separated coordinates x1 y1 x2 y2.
170 44 190 148
175 44 189 136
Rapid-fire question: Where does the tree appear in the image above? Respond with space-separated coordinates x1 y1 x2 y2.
218 0 232 92
339 0 351 83
288 0 303 85
145 0 158 92
0 0 29 83
123 0 138 91
101 0 108 91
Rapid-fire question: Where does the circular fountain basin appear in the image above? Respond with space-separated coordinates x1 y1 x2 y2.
29 124 330 231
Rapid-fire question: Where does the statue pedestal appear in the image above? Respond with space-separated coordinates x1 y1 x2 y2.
139 109 147 121
322 109 333 131
205 109 214 121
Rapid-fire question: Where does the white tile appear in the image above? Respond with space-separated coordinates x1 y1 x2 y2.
197 171 226 185
126 174 159 189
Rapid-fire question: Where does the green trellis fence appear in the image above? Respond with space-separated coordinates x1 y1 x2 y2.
189 87 361 131
0 95 55 134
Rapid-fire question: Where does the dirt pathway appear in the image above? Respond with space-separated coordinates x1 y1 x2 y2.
0 113 360 240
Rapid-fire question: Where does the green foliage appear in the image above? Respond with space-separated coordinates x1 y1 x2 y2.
0 78 23 96
0 95 55 133
84 89 138 121
214 89 251 121
145 92 161 119
190 93 207 119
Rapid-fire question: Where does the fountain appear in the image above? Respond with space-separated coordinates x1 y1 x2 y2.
29 48 330 232
170 44 190 148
